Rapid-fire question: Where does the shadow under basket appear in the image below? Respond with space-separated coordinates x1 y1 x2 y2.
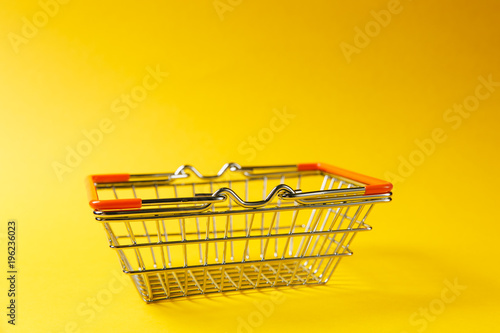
85 162 393 302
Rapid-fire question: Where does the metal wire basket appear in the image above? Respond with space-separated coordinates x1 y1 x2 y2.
85 162 392 302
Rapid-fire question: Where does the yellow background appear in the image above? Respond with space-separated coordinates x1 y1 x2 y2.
1 0 499 332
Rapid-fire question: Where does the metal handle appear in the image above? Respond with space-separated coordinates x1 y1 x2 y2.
298 163 392 195
86 162 392 210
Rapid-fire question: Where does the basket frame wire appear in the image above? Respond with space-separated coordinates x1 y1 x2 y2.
88 163 392 302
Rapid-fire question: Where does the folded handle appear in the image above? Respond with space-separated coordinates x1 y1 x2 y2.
86 174 142 210
297 163 392 195
86 163 392 210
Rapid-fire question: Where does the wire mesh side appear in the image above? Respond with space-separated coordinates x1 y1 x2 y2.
106 202 372 272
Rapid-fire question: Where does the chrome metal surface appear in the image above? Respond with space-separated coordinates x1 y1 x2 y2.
90 162 391 302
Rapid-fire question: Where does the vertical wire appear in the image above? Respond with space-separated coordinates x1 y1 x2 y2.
132 185 157 268
316 206 346 276
124 221 144 270
220 183 230 291
158 183 171 267
189 270 202 292
275 175 285 257
260 176 267 258
181 219 187 267
154 184 167 270
318 183 355 280
314 180 346 273
300 208 325 263
161 221 172 267
295 175 329 257
163 271 170 298
182 219 188 295
255 261 265 288
282 210 299 259
203 216 210 293
238 212 255 289
204 217 210 265
113 185 144 270
108 186 132 271
332 187 358 254
173 184 187 269
307 177 336 258
242 213 256 261
228 180 234 261
290 175 302 256
288 259 302 285
256 174 267 288
192 183 203 263
304 206 342 284
335 205 364 253
261 209 278 260
172 271 185 295
144 273 153 301
112 185 118 201
343 204 373 252
223 213 229 263
324 204 364 283
210 182 219 262
245 178 249 259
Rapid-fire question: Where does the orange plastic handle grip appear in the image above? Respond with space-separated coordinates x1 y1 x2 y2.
297 163 392 195
85 174 142 210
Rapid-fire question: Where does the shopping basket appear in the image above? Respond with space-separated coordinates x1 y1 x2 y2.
85 162 392 302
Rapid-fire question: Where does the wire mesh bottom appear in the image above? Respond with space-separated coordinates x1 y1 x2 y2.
130 255 347 302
